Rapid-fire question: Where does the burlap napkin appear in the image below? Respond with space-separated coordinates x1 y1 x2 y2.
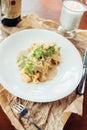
0 13 87 130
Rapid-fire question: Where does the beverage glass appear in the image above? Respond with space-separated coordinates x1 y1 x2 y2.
58 0 87 38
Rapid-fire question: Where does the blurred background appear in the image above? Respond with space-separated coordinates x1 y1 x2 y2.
0 0 87 29
22 0 62 21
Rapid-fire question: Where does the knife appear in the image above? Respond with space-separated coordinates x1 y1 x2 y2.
77 48 87 95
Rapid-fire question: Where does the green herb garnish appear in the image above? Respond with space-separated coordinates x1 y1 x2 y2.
33 46 44 60
44 46 55 56
17 55 34 75
17 55 27 63
33 45 56 61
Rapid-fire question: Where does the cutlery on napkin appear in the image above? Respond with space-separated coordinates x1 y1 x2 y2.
77 48 87 95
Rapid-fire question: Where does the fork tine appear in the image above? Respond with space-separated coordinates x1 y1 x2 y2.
10 102 24 112
10 102 28 116
16 102 25 108
11 104 21 112
15 102 25 109
11 106 20 113
10 102 42 130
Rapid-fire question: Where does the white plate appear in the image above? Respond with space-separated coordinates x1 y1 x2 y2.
0 29 83 102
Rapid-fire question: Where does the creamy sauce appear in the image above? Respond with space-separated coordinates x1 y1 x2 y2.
17 50 28 58
46 65 58 80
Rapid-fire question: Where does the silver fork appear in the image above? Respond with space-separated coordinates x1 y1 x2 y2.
10 102 42 130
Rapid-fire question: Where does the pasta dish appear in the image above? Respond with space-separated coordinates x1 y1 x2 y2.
17 42 61 83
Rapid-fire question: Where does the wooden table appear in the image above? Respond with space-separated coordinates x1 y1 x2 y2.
0 0 87 130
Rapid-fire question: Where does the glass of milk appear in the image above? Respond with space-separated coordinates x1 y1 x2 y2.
58 0 87 38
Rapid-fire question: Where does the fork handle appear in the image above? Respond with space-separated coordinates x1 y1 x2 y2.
31 122 42 130
27 117 42 130
77 68 87 95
